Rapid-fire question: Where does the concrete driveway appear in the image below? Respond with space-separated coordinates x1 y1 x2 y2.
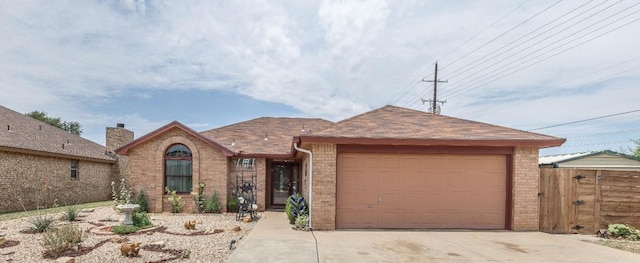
228 212 640 263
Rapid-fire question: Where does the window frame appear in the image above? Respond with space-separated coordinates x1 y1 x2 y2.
70 160 79 180
164 144 193 193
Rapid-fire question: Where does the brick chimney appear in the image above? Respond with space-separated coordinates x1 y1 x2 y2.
106 123 134 182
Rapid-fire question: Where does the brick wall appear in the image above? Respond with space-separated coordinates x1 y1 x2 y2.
126 127 228 213
106 126 134 183
0 150 113 213
310 143 337 230
512 146 540 230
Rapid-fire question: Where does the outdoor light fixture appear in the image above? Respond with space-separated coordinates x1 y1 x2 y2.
264 133 269 141
231 139 236 146
301 125 305 132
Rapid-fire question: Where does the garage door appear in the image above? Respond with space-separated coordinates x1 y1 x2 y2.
336 153 507 229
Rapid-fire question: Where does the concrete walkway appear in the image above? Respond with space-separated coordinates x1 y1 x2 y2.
226 211 318 263
227 213 640 262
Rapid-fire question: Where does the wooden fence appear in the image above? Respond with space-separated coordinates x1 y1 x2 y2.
539 168 640 234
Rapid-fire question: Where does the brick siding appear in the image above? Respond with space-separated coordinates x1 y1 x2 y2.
0 150 113 212
309 143 337 230
512 146 540 230
127 127 228 213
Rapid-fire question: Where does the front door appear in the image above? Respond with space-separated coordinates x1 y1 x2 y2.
271 163 298 206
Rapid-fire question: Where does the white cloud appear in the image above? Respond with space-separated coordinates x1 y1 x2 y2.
0 0 639 154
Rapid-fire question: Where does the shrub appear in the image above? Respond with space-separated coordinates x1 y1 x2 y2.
294 214 309 230
42 223 85 257
205 190 222 213
26 215 55 233
608 224 640 241
111 224 140 235
227 197 238 213
165 187 184 213
136 189 148 212
285 193 307 224
132 212 152 228
190 182 206 213
112 178 133 206
61 205 80 222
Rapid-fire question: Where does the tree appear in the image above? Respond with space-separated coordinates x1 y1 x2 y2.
25 111 83 135
631 139 640 158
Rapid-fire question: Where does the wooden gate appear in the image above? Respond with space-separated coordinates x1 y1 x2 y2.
539 168 640 234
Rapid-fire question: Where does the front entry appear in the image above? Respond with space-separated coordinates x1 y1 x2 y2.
271 163 298 207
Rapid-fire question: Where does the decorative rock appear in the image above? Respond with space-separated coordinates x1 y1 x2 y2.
231 226 241 232
242 216 252 223
148 240 165 248
1 251 15 255
55 257 75 263
110 236 129 243
196 220 203 224
81 208 94 213
0 237 6 246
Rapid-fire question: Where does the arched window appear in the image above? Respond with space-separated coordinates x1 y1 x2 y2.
165 144 192 193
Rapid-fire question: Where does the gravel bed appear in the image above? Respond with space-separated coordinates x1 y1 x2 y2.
0 207 258 262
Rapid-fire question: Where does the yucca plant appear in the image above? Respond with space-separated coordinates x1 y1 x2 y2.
26 215 55 233
61 205 81 222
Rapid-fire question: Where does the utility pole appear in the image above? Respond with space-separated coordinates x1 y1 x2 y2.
421 62 447 114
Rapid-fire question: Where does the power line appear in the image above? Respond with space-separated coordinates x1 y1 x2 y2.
469 58 640 118
435 0 531 63
529 109 640 131
443 0 602 80
441 7 640 101
439 0 563 71
443 1 635 99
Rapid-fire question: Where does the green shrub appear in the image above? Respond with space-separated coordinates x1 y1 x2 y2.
136 189 148 212
608 224 640 241
205 190 222 213
227 197 238 213
132 212 152 228
111 224 140 234
294 214 309 230
42 224 85 257
190 182 206 213
285 202 294 224
61 205 80 222
285 193 307 225
26 215 55 233
165 187 184 213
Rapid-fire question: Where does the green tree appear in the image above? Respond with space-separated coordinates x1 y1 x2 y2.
25 111 83 135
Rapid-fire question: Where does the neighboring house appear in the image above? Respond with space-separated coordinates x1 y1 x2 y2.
539 150 640 171
0 105 133 213
116 105 564 231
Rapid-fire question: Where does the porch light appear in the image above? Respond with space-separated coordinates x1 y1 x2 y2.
301 125 305 132
231 139 236 146
264 133 268 141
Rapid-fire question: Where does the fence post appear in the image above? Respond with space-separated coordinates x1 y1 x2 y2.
594 170 602 232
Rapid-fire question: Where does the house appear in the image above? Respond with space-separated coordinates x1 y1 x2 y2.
539 150 640 171
0 105 133 213
116 105 564 230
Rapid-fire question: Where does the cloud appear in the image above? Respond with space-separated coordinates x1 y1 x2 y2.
0 0 638 154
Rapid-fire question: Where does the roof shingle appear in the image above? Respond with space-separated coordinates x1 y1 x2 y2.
304 105 565 147
0 105 115 162
201 117 334 156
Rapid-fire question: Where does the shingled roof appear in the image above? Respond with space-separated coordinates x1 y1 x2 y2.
202 117 334 157
300 105 565 147
0 105 116 162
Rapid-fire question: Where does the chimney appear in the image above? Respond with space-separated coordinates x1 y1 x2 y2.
106 123 134 153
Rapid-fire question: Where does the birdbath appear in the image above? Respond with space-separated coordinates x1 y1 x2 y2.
116 204 140 225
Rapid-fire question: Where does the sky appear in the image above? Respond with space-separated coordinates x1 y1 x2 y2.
1 0 639 156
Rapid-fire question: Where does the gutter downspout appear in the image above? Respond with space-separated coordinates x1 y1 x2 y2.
293 143 312 229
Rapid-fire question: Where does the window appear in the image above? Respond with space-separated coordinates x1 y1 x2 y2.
165 144 192 193
70 161 78 180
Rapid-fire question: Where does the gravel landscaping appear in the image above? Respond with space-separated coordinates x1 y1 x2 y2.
0 206 258 262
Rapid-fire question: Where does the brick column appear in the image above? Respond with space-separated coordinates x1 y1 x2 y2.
310 143 337 230
512 146 540 230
